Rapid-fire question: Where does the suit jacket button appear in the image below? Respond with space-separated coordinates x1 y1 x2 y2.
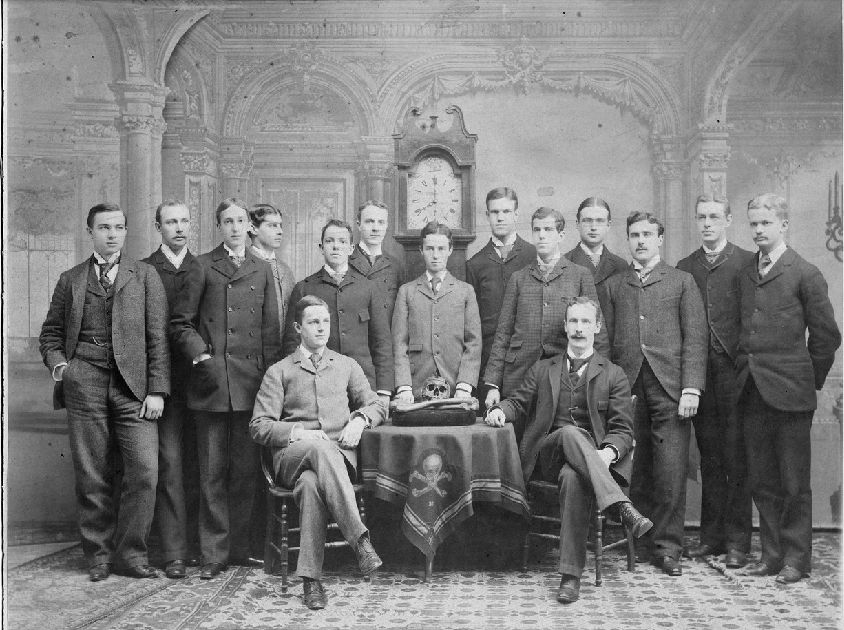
639 315 644 320
228 284 233 289
250 307 255 313
249 331 254 337
228 306 233 312
226 352 231 357
228 329 233 335
251 286 255 290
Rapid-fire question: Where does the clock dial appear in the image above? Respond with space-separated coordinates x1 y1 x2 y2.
406 156 463 229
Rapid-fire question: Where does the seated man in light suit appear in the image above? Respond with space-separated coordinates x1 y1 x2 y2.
485 297 652 603
392 221 482 402
250 295 387 610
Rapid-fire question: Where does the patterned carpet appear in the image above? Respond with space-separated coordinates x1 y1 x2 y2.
7 532 841 630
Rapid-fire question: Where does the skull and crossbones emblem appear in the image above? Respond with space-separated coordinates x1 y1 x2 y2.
419 375 450 401
410 452 452 498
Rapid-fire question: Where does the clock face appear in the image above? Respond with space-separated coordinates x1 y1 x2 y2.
406 156 463 229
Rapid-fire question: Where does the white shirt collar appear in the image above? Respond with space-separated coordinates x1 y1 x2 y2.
536 251 561 267
358 241 382 257
93 251 120 265
299 344 324 362
567 349 594 361
632 254 661 272
762 241 788 266
426 270 448 283
567 349 594 374
223 243 246 258
491 232 518 248
160 243 189 269
579 242 604 257
250 244 276 262
702 239 727 255
323 262 349 277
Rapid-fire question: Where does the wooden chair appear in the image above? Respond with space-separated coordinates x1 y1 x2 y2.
261 448 368 592
520 479 636 585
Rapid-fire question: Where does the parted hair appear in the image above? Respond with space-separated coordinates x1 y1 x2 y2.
626 211 664 236
155 199 188 225
576 197 611 221
565 296 602 324
747 193 789 221
356 200 389 222
531 206 565 232
485 187 518 210
420 221 453 247
294 294 330 324
215 197 249 225
248 203 283 228
87 202 126 228
695 193 731 216
320 218 354 242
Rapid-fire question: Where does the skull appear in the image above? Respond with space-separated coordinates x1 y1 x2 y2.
422 453 443 483
420 375 450 401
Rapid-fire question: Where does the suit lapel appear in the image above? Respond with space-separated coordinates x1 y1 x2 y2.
436 272 456 299
624 265 641 288
642 261 668 288
415 274 435 300
210 244 236 278
593 249 613 283
348 247 370 276
68 260 91 349
548 356 563 415
544 257 571 283
757 248 793 286
585 355 606 444
113 257 134 294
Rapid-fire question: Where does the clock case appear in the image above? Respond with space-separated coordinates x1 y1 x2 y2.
393 105 477 280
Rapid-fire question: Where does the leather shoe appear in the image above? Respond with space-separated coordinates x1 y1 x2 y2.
725 549 747 568
355 534 382 575
740 561 775 577
617 502 653 538
88 563 111 582
775 565 804 584
684 542 725 559
655 556 682 576
185 555 202 567
121 564 158 579
230 556 263 568
556 574 580 603
303 578 327 610
635 546 652 564
164 559 187 579
199 562 227 579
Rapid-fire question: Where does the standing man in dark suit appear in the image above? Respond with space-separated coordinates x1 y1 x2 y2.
251 295 387 609
393 222 482 401
603 211 708 577
485 297 652 603
171 197 282 579
349 200 405 324
484 207 606 423
564 196 627 319
466 187 536 404
248 203 296 332
39 202 170 581
283 219 393 401
143 200 201 578
677 194 754 568
736 194 840 584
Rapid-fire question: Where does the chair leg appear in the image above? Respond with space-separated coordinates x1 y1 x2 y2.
280 499 289 593
263 494 277 575
594 510 603 587
357 492 366 526
624 526 636 572
521 524 532 572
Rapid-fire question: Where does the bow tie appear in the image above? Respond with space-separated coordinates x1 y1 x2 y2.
229 253 245 268
568 357 588 374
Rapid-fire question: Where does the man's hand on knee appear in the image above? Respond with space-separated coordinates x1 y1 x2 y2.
597 447 615 469
338 417 367 449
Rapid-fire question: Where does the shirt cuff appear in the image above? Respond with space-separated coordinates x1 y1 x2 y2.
455 382 472 394
52 362 68 381
602 444 620 463
288 423 304 443
396 385 413 394
376 390 391 397
681 388 701 397
485 383 499 390
351 412 371 428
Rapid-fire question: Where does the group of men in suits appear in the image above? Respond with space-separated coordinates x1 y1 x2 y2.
40 186 839 608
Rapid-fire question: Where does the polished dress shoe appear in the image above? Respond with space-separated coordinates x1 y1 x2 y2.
617 502 653 538
355 534 382 575
775 565 804 584
185 556 202 567
635 546 652 564
556 574 581 603
303 578 327 610
121 564 159 578
724 549 747 568
165 559 187 579
88 563 111 582
230 556 263 568
199 562 227 579
740 561 775 577
684 542 725 559
655 556 682 576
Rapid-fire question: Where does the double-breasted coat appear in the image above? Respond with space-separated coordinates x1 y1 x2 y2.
348 244 405 325
564 243 628 321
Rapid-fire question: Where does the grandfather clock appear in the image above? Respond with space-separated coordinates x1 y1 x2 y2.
393 105 477 280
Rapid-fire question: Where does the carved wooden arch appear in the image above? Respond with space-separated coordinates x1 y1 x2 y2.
701 1 797 126
153 10 211 86
221 61 377 139
164 48 213 128
377 52 683 137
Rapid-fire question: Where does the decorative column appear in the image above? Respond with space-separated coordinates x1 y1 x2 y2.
111 81 168 260
219 139 254 200
180 147 217 253
688 123 731 244
651 136 688 264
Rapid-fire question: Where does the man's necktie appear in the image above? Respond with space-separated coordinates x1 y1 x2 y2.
330 270 345 284
588 253 601 268
705 251 719 266
538 262 553 280
368 254 378 267
431 276 441 295
310 353 321 369
99 261 116 290
758 254 772 277
499 244 512 261
569 357 588 375
638 268 651 285
229 254 245 269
